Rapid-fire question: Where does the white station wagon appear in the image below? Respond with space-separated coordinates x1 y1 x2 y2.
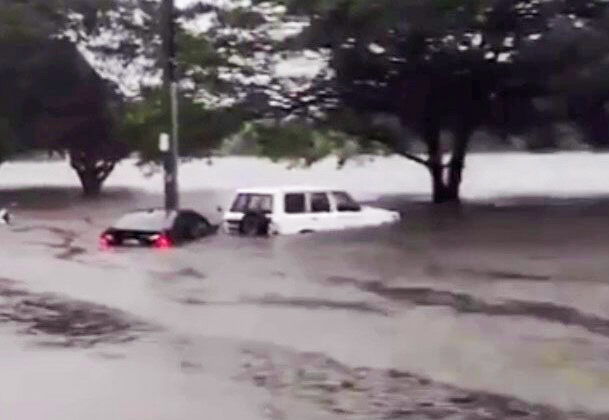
222 186 401 236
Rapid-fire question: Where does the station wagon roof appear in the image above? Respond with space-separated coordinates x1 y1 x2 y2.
235 186 343 194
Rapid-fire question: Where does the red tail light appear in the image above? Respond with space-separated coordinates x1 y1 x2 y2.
154 234 172 249
100 233 113 249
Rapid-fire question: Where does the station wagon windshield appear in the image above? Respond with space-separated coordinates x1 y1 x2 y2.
230 193 273 213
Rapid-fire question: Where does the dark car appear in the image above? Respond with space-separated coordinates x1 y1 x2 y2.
100 208 216 248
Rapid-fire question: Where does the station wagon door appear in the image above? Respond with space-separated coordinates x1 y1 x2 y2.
308 192 336 231
282 192 315 233
331 191 365 228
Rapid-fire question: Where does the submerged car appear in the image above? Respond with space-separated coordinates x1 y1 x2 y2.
100 208 216 248
222 186 401 236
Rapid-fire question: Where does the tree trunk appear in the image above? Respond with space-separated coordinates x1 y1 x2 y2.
424 123 452 204
425 125 471 204
70 152 115 197
445 126 471 203
76 169 104 197
430 165 449 204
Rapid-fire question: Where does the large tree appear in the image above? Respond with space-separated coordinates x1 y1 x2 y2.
0 0 138 195
0 34 128 196
29 40 128 196
250 0 609 203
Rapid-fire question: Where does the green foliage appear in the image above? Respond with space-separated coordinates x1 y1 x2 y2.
0 0 120 43
253 122 322 165
239 120 389 167
177 31 227 70
0 3 55 42
0 1 132 152
266 0 609 146
121 89 246 164
328 110 395 146
120 91 164 162
217 7 267 29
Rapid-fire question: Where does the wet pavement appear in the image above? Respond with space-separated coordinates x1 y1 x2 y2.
2 191 609 419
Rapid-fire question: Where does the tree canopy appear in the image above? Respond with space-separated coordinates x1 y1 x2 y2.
2 0 609 202
247 0 609 202
0 1 134 194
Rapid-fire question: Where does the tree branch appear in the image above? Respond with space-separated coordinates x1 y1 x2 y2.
399 151 430 167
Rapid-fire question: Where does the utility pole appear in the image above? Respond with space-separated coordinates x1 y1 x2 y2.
162 0 179 211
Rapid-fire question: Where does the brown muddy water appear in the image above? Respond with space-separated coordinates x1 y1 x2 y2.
2 187 609 419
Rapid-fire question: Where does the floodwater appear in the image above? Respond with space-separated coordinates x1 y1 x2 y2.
2 155 609 419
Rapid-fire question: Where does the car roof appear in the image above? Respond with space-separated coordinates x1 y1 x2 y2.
235 186 345 194
122 208 200 215
111 209 178 231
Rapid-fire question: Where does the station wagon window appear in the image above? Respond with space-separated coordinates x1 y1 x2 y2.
332 191 361 212
284 193 306 214
230 194 273 213
310 192 331 212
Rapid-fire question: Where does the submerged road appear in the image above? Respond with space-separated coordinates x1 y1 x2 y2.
2 197 609 419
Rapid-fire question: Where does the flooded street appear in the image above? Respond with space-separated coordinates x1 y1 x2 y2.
3 189 609 418
2 155 609 419
4 0 609 414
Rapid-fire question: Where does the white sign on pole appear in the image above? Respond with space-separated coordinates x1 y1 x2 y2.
159 133 170 152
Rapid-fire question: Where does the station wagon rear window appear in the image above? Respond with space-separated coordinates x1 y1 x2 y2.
230 193 273 213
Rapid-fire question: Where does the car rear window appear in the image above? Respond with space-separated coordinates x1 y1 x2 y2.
112 211 175 231
230 193 273 213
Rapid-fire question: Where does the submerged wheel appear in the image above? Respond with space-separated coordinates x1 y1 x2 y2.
268 222 280 236
190 218 211 238
239 212 270 237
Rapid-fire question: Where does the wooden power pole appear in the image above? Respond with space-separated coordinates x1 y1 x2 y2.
162 0 179 211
